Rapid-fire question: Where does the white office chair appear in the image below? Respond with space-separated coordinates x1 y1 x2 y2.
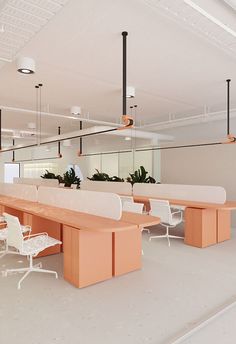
120 196 134 207
122 201 150 233
149 199 183 247
0 221 32 259
171 204 186 222
122 201 143 213
3 213 62 290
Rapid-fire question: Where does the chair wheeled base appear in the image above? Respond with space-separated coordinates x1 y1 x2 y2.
4 255 58 290
149 225 183 247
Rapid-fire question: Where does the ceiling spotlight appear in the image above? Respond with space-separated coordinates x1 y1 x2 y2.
17 56 35 74
70 106 81 115
125 136 131 141
126 86 135 98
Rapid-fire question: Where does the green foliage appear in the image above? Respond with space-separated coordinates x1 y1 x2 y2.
88 166 157 184
109 176 124 182
88 169 110 181
41 170 63 183
88 170 124 182
63 168 81 188
126 166 156 185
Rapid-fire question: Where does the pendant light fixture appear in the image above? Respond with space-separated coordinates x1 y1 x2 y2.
17 57 35 74
120 31 134 129
126 86 135 98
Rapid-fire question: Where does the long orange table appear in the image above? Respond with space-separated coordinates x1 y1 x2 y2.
134 195 236 248
0 195 160 288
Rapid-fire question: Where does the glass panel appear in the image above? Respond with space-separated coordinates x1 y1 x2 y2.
101 154 118 176
118 152 134 179
4 163 20 183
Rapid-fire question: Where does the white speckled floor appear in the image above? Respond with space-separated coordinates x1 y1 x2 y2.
1 225 236 344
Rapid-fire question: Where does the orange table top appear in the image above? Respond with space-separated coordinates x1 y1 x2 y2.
134 195 236 210
121 211 160 229
0 195 156 233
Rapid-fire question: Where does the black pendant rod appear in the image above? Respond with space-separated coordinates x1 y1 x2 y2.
0 127 118 153
12 139 15 162
58 126 61 157
80 121 83 154
80 141 223 157
39 83 43 143
226 79 231 136
122 31 128 116
8 156 62 163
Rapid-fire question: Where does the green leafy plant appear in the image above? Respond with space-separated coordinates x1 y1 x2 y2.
63 168 81 188
88 169 111 181
88 169 124 182
109 176 124 182
126 166 156 185
41 170 63 183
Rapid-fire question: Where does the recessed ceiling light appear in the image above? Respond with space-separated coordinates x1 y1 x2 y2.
184 0 236 38
125 136 131 141
17 57 35 74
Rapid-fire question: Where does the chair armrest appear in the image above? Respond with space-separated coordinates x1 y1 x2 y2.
21 225 32 234
23 232 48 240
171 210 183 221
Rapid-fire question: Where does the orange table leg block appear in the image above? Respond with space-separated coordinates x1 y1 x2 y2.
217 209 231 243
184 208 217 248
63 225 112 288
113 228 142 276
4 206 24 223
23 213 61 257
0 204 5 215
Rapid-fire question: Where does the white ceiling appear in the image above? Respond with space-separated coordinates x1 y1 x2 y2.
0 0 236 146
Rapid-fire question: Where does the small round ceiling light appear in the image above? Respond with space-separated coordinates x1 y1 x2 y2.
17 57 35 74
70 106 81 115
126 86 135 98
125 136 131 141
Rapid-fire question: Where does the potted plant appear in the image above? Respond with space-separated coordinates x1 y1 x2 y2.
63 168 81 189
88 169 111 181
88 169 124 182
126 166 157 185
41 170 63 183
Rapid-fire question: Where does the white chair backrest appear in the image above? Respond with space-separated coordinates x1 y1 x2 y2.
149 199 172 224
123 201 144 214
120 196 134 206
3 213 23 252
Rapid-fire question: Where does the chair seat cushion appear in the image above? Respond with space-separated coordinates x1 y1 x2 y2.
22 235 61 256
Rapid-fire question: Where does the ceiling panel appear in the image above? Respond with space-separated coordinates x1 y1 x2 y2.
0 0 70 63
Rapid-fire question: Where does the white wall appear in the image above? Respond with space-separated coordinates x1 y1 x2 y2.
161 144 236 224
